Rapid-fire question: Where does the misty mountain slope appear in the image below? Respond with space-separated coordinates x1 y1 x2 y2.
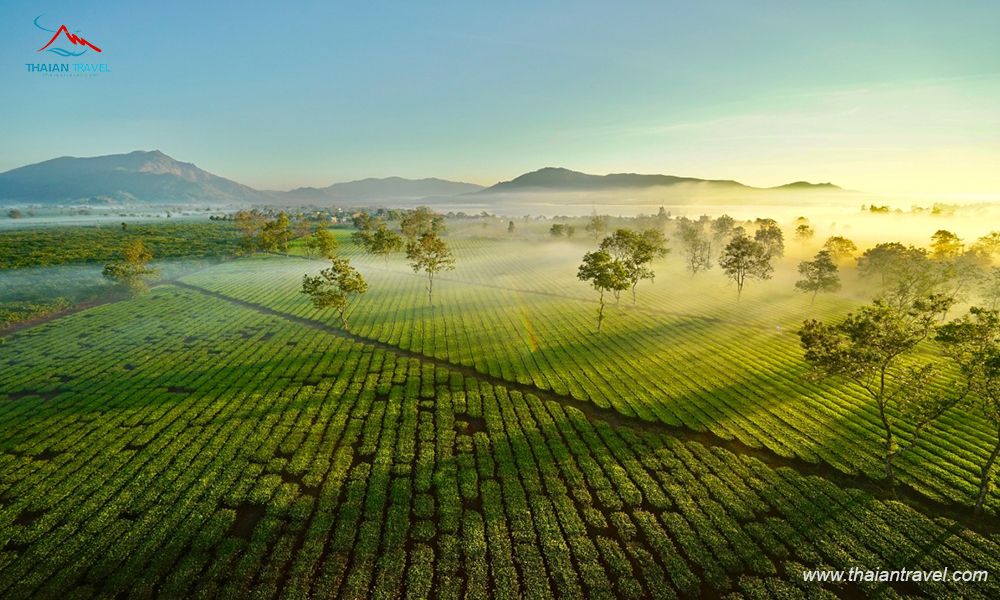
0 150 270 204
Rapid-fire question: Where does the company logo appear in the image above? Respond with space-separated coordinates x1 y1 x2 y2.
34 14 102 57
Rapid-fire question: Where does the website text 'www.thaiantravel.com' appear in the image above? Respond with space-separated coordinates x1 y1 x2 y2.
803 566 988 583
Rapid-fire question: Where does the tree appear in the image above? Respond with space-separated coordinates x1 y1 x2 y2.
585 211 611 242
102 238 161 297
577 250 629 334
823 236 857 262
676 218 712 278
507 220 515 235
550 224 566 238
937 308 1000 518
7 209 22 219
799 296 961 495
971 231 1000 264
234 209 267 253
795 250 840 304
406 231 455 307
260 212 293 254
857 243 943 311
307 228 339 259
599 228 669 304
753 218 784 258
794 224 815 245
401 206 445 241
300 257 368 328
719 233 773 300
980 267 1000 310
566 226 576 239
295 217 313 240
931 230 964 260
710 214 735 244
351 211 379 247
367 223 404 266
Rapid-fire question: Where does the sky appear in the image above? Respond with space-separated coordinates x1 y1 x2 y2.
1 0 998 197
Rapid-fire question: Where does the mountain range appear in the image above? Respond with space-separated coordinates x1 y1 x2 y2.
0 151 844 206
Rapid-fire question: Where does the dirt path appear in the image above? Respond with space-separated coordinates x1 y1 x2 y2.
171 280 997 538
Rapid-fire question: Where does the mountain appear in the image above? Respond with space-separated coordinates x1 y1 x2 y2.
0 150 270 204
278 177 484 204
480 167 840 194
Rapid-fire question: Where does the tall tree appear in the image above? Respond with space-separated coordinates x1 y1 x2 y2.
600 228 669 304
822 236 858 262
930 230 964 260
400 206 446 241
367 223 404 266
307 228 339 259
301 257 368 328
795 250 840 304
260 212 293 255
234 209 267 253
676 218 712 278
937 308 1000 518
753 218 785 258
507 220 515 235
799 296 961 495
794 224 815 245
857 243 943 310
719 233 773 300
710 214 736 245
577 250 629 334
295 217 313 241
585 211 611 242
972 231 1000 264
550 224 566 238
406 231 455 307
102 238 161 297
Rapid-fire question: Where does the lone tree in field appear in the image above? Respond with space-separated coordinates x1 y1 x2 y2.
301 257 368 329
754 218 785 258
823 236 858 262
550 223 566 238
406 231 455 308
508 220 515 235
600 228 670 304
799 295 962 495
794 224 815 245
795 250 841 304
307 228 339 259
577 250 629 334
719 233 773 300
937 308 1000 518
103 238 161 297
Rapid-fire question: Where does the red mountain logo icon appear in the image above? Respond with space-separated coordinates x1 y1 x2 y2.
38 24 102 53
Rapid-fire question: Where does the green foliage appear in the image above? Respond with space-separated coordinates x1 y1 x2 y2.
795 251 841 304
799 296 963 491
753 218 784 258
307 228 340 259
719 233 773 300
300 256 368 327
406 231 455 307
102 238 161 297
822 236 857 261
400 206 446 241
577 249 630 333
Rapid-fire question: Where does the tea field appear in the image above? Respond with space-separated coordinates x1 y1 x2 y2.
2 285 999 600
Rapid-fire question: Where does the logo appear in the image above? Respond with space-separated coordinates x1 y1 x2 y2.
34 14 102 57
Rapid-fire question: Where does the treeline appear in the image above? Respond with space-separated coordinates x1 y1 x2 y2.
0 222 242 269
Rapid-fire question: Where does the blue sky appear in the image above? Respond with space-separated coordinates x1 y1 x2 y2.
1 0 998 196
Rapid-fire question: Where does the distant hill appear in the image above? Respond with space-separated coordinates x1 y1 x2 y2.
480 167 840 194
277 177 484 204
0 150 269 204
